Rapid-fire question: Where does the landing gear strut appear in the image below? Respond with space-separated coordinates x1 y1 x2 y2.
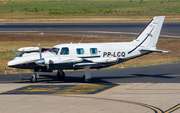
57 70 65 79
83 66 91 82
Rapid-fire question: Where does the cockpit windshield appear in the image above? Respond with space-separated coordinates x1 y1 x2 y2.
49 47 59 55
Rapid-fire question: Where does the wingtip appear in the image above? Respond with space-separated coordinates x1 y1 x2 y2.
168 51 173 53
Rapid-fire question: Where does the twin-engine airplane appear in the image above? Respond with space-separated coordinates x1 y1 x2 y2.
8 16 172 82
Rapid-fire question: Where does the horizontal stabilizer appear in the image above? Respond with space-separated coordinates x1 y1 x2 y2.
139 48 172 53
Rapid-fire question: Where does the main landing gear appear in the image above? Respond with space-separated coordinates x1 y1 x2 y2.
57 70 65 79
30 67 92 82
83 66 91 82
56 67 92 82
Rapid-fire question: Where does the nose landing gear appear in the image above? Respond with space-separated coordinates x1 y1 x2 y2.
30 71 40 83
30 74 37 83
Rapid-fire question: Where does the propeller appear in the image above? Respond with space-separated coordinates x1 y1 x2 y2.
13 48 19 56
38 43 42 59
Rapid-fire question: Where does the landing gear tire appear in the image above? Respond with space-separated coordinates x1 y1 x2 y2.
30 74 37 83
83 75 91 82
57 71 65 79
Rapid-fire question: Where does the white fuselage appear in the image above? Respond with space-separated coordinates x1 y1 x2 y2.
8 41 147 70
8 16 167 72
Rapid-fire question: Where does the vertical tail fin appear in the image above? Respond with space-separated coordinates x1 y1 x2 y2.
131 16 165 48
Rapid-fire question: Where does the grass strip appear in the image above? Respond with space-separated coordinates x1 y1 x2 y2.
0 1 180 22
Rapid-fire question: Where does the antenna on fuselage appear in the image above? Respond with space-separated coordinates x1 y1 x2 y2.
79 37 84 43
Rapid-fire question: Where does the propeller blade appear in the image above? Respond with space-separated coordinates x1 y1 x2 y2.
38 43 42 59
13 48 19 56
22 49 24 54
20 49 25 57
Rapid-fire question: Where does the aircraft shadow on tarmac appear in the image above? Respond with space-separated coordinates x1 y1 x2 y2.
132 74 174 78
15 72 177 84
18 74 115 84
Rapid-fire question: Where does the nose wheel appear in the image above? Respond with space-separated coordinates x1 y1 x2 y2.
30 74 37 83
30 71 39 83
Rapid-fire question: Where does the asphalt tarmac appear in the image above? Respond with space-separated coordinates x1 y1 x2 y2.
1 62 180 84
1 63 180 113
0 22 180 39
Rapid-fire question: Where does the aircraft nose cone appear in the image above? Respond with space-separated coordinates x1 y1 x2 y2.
35 58 45 66
8 60 16 67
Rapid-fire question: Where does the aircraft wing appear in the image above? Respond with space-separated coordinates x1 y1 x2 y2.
73 58 123 68
18 47 39 52
73 63 101 67
18 47 50 52
139 48 172 53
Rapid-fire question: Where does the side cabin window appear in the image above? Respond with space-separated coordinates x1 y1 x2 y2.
76 48 84 55
90 48 98 54
60 47 69 55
